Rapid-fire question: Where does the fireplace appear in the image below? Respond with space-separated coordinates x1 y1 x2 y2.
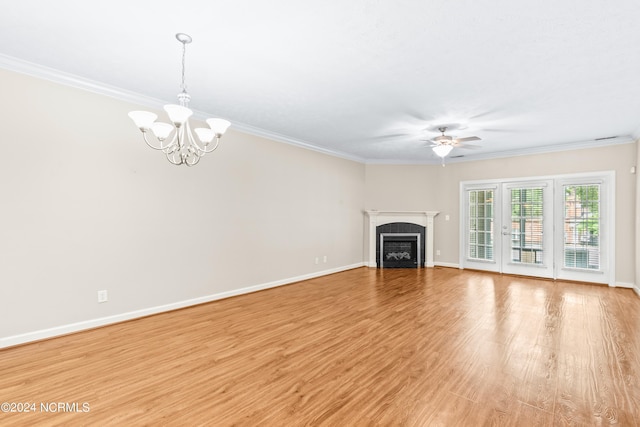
365 210 439 268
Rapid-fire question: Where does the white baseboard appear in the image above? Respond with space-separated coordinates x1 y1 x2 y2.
634 285 640 298
615 282 635 289
435 262 460 269
0 263 365 349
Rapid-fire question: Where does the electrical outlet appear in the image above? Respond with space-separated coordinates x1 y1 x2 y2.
97 290 108 303
445 215 450 221
323 255 327 263
315 257 319 265
436 250 441 256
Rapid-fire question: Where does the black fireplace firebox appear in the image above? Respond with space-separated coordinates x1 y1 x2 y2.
381 234 419 268
376 222 426 268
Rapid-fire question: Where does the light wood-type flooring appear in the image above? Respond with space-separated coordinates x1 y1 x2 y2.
1 267 639 426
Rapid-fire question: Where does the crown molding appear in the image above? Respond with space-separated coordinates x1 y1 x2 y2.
0 53 171 108
0 53 365 164
218 119 367 163
365 136 636 165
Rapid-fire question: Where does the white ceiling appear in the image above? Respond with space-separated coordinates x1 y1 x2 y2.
1 0 639 163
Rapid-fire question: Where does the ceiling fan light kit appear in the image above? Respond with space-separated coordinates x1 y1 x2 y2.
128 33 231 166
429 125 481 165
432 144 454 158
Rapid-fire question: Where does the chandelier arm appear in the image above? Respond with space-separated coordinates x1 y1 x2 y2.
142 131 166 151
184 149 200 166
162 130 179 152
143 130 178 152
172 125 186 158
161 138 179 154
165 140 184 165
165 147 184 166
185 121 204 152
202 137 221 153
184 121 211 157
178 127 198 165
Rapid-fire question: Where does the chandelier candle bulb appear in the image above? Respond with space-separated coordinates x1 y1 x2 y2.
127 33 231 166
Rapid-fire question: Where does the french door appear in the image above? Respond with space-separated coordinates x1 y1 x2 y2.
500 181 554 278
461 173 612 284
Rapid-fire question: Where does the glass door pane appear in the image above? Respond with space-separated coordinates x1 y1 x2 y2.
563 184 600 270
509 187 544 265
468 189 494 261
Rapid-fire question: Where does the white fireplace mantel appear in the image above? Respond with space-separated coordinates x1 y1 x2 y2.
365 210 439 268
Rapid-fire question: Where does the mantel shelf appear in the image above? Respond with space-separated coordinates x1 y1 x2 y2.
365 210 439 216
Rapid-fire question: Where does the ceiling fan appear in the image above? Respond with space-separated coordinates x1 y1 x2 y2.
427 126 481 164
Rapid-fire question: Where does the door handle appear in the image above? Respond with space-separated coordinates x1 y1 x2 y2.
502 232 510 235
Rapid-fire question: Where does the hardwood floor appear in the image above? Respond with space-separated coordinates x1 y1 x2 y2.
1 267 639 426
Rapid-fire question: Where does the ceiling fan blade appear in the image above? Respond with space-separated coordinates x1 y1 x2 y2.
455 136 481 143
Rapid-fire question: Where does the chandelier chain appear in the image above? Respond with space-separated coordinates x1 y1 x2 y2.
181 41 187 92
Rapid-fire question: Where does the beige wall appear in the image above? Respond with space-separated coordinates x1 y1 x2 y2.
0 68 365 342
364 165 438 211
365 143 637 285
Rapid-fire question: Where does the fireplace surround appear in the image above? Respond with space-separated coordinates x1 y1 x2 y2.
365 211 439 268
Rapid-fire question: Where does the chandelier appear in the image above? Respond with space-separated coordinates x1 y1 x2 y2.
128 33 231 166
